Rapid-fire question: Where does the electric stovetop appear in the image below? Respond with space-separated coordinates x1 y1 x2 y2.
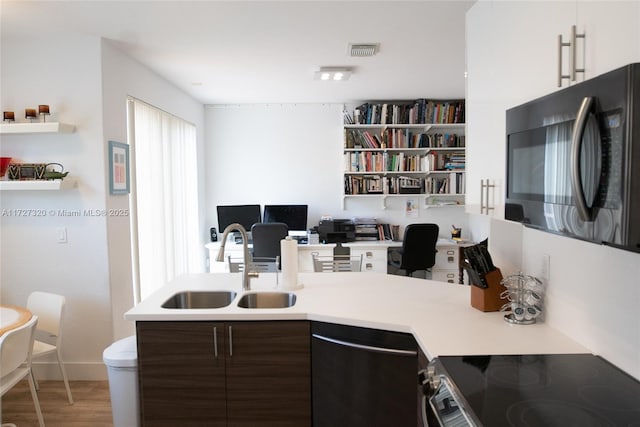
437 354 640 427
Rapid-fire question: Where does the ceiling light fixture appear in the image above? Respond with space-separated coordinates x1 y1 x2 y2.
314 67 352 81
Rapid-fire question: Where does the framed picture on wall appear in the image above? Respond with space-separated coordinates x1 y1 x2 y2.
108 140 130 195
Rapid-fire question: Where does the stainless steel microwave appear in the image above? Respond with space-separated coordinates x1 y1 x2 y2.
505 63 640 253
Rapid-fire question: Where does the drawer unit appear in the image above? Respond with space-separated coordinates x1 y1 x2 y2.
434 245 459 270
431 269 458 284
351 248 388 273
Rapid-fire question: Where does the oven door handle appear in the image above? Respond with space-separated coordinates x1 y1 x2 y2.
570 96 596 222
421 394 430 427
312 334 417 356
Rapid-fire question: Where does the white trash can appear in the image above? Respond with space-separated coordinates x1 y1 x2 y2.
103 335 140 427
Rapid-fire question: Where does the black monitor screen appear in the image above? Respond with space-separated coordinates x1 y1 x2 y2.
217 204 261 232
263 205 308 231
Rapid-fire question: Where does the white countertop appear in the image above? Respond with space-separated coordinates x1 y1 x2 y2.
125 272 588 360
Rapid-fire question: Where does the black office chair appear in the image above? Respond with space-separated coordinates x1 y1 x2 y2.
390 223 439 278
251 222 289 267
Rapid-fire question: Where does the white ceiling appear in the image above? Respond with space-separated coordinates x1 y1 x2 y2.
1 0 474 105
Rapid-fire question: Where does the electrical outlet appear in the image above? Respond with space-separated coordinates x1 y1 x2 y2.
541 253 550 281
57 227 68 244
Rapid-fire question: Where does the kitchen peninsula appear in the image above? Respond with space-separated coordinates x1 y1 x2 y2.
125 272 587 358
125 272 588 426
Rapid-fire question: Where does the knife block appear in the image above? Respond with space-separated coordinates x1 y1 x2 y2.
470 268 506 312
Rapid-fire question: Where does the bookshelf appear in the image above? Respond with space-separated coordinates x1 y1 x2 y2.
343 99 465 209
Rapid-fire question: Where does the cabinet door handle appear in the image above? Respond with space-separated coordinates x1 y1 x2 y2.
213 326 218 359
480 179 495 214
312 334 417 356
557 34 571 87
571 25 586 81
228 325 233 357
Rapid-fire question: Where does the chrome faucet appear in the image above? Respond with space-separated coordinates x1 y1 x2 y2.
216 223 258 291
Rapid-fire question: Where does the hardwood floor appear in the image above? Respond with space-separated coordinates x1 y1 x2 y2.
1 380 113 427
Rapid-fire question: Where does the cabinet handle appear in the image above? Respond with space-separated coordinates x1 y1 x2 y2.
558 25 586 87
571 25 586 81
213 326 218 359
228 325 233 357
480 179 495 215
312 334 417 357
557 34 571 87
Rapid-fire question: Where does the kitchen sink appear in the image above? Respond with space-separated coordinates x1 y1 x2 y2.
161 291 237 309
237 292 296 309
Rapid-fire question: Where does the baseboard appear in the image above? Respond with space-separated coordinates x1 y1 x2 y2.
31 361 108 381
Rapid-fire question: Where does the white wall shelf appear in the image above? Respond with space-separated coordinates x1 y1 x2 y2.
0 122 76 134
0 178 76 191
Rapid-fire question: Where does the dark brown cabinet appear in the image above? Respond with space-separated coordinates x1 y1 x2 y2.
137 321 311 427
311 321 419 427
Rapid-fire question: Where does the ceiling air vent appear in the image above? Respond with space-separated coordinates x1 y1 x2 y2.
349 43 379 57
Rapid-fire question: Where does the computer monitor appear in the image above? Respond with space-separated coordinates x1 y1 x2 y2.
263 204 308 231
216 204 261 233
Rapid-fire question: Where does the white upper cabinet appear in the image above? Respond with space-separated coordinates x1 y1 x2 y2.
465 0 639 218
578 1 640 77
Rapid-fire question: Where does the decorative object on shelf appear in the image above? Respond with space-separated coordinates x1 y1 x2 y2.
38 105 50 122
108 140 130 195
7 163 47 180
3 111 15 123
499 272 545 325
43 163 68 180
0 157 11 177
7 163 19 180
25 108 37 122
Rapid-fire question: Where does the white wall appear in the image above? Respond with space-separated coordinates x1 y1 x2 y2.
0 35 113 379
204 104 470 252
101 40 205 340
0 35 204 380
521 228 640 379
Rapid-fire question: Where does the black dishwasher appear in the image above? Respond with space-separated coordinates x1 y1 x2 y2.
311 321 418 427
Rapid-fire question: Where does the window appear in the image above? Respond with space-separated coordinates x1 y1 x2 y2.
127 98 200 301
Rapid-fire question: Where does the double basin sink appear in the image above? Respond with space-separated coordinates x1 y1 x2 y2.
161 290 296 309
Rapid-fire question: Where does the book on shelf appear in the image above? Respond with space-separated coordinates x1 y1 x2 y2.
425 173 465 195
350 99 465 125
344 175 384 195
424 151 466 172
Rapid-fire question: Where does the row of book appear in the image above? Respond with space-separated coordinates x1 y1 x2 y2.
424 151 466 171
426 172 466 194
352 221 398 241
345 152 426 173
346 99 465 125
344 175 423 195
345 129 465 149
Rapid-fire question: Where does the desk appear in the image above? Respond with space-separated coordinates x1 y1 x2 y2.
0 305 32 336
206 239 472 282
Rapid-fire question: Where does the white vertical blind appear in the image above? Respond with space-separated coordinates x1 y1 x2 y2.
128 98 200 301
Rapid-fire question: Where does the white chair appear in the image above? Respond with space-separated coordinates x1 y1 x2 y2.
1 315 45 427
26 291 73 404
312 253 363 272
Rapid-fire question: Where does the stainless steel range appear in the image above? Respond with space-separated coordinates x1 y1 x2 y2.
420 354 640 427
